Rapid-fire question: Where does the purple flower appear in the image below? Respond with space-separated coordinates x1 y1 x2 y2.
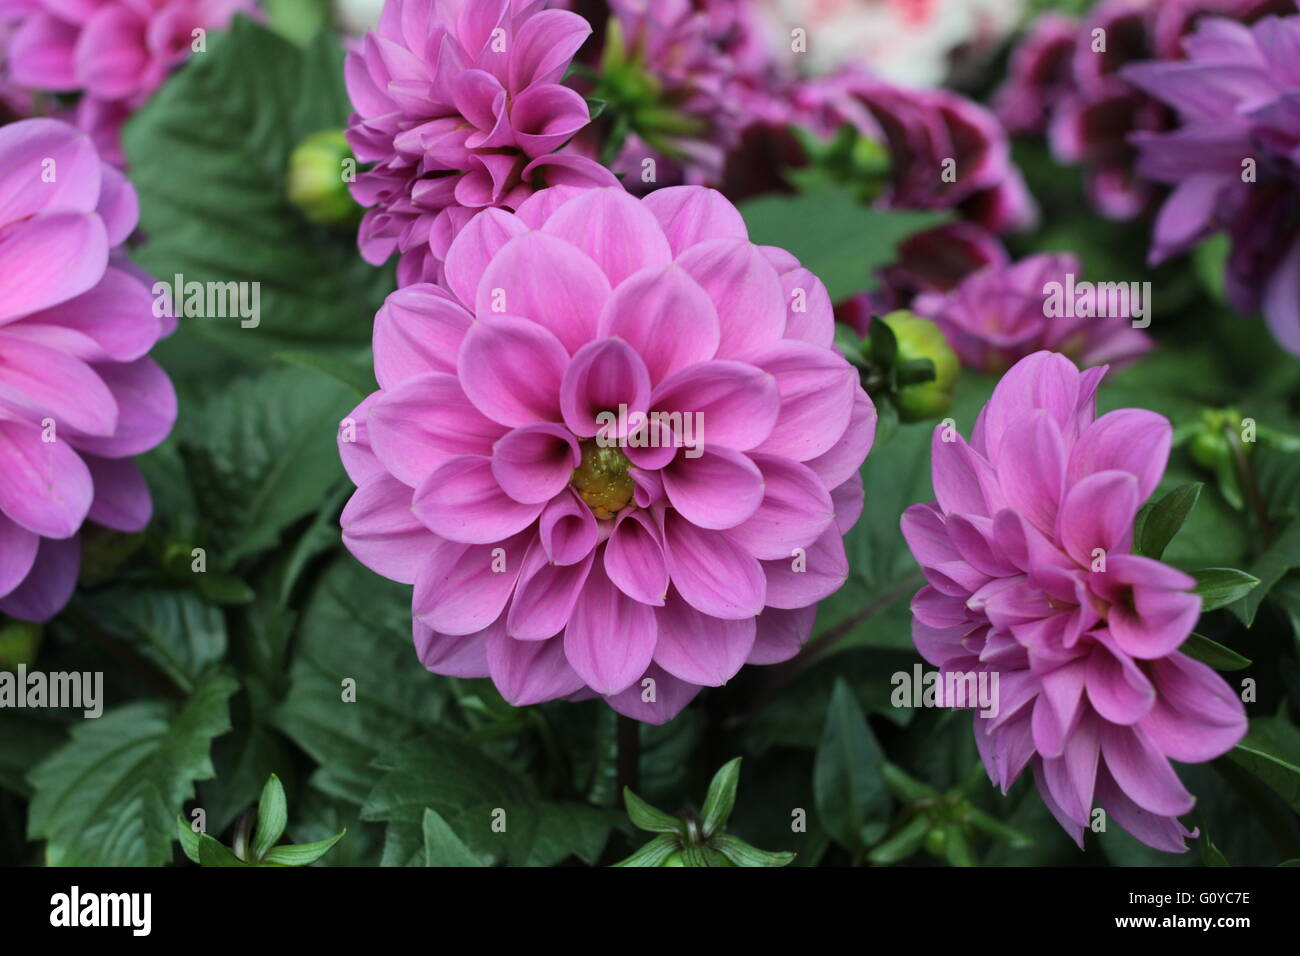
997 0 1290 221
344 0 615 287
0 118 177 621
600 0 781 190
912 252 1155 374
1126 12 1300 354
339 185 876 723
901 352 1246 852
2 0 256 164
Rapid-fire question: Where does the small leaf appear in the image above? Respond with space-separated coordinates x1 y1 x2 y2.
1229 717 1300 814
198 833 248 867
1135 482 1202 559
699 757 742 838
175 814 202 864
943 823 975 867
894 357 936 387
711 833 795 867
867 315 898 371
423 808 483 867
1180 632 1251 671
678 844 711 867
250 773 288 861
1193 568 1261 612
867 815 929 865
1199 832 1230 867
622 787 685 835
259 829 346 866
613 834 680 867
814 679 891 852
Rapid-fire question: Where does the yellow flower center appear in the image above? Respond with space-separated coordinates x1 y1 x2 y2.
571 441 635 520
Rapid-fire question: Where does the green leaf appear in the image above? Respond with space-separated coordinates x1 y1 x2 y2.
1199 832 1230 867
1179 632 1252 671
867 313 898 370
64 588 227 693
699 757 742 837
622 787 684 836
250 774 289 861
710 833 795 867
198 833 248 867
260 830 346 866
175 814 202 864
1135 482 1202 559
524 803 618 866
422 809 484 867
1193 568 1260 612
123 19 392 370
738 188 947 300
1233 520 1300 627
274 350 375 397
1229 717 1300 814
613 834 680 867
179 367 356 566
866 815 929 864
813 679 891 852
273 559 450 805
28 671 238 866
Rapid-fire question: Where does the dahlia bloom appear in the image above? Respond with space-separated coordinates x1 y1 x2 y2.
339 185 876 723
2 0 256 165
0 118 176 621
901 352 1246 851
601 0 781 190
1126 12 1300 354
345 0 616 287
996 0 1291 221
911 253 1154 374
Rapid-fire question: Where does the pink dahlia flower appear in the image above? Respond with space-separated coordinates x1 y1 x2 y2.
2 0 256 165
0 118 177 621
901 352 1247 852
345 0 616 287
911 252 1155 374
339 185 876 723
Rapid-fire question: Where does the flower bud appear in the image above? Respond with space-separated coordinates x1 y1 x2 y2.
286 130 358 227
866 311 959 423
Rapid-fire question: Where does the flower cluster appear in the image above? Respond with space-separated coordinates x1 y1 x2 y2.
344 0 615 286
0 118 176 620
995 0 1291 220
901 352 1246 850
911 252 1154 374
1 0 255 164
339 185 875 722
1127 11 1300 354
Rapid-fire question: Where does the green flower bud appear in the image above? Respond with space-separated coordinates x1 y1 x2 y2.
865 311 959 423
286 130 358 227
1188 407 1248 472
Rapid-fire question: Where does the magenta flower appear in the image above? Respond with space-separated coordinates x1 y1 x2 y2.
3 0 256 164
0 119 177 621
339 185 876 723
1126 12 1300 354
911 252 1154 374
344 0 616 287
901 352 1246 852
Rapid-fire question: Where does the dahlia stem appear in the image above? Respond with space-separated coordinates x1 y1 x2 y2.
616 715 641 795
1225 424 1275 544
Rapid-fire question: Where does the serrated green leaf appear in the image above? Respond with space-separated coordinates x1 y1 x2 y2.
123 19 392 369
1135 483 1202 559
738 188 947 301
28 671 238 866
250 774 288 861
1193 568 1260 612
1180 632 1252 671
422 809 483 867
699 757 742 837
260 829 346 866
623 787 684 835
813 679 891 852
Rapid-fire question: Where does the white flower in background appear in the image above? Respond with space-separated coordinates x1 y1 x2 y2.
334 0 386 36
758 0 1024 87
